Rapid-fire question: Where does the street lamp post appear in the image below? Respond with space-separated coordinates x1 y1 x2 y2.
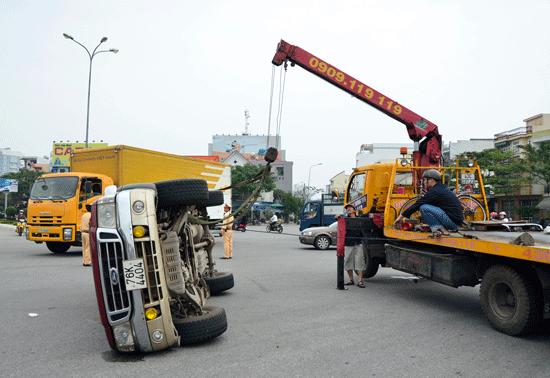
307 163 323 198
63 33 118 148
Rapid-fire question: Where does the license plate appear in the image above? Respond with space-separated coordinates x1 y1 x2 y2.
122 259 147 290
39 228 49 233
461 173 475 185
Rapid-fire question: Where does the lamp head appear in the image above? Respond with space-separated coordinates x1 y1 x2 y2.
101 37 108 43
110 48 119 54
63 33 73 40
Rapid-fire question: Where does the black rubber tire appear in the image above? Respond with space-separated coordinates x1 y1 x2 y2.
155 179 209 207
277 225 283 233
174 306 228 345
314 236 331 250
240 227 246 232
18 227 23 236
480 265 541 336
200 190 225 208
46 242 71 254
204 272 234 294
266 225 271 233
364 256 380 279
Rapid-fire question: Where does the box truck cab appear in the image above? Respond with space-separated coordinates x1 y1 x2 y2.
27 172 113 253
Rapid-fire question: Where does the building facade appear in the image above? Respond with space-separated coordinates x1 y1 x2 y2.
356 143 414 167
493 113 550 221
0 148 24 176
442 139 494 162
210 134 293 193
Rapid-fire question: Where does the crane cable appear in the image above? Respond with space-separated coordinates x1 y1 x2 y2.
192 64 288 227
266 64 287 151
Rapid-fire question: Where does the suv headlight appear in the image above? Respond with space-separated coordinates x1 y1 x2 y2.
97 196 117 229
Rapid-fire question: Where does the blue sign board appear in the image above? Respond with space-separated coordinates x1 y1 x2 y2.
0 179 18 193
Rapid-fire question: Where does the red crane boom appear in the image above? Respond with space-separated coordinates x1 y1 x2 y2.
272 39 442 168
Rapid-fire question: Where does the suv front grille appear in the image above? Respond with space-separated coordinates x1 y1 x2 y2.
98 236 131 324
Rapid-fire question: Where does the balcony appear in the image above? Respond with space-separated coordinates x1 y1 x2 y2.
494 126 532 141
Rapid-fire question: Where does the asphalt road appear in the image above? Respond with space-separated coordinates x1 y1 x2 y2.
1 223 550 378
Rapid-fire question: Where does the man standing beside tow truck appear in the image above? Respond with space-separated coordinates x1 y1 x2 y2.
393 169 463 236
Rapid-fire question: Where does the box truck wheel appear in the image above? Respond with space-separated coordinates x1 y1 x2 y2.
46 242 71 254
480 265 541 335
204 271 234 294
174 306 228 345
155 179 209 206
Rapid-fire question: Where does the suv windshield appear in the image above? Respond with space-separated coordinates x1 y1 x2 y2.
30 177 79 200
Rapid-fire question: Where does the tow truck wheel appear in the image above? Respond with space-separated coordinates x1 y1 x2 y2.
174 306 228 345
364 255 380 278
204 272 234 294
314 236 331 250
46 242 71 254
480 265 541 335
155 179 209 206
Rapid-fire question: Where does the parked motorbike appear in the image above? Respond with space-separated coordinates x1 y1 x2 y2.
266 222 283 233
16 220 26 236
232 222 247 232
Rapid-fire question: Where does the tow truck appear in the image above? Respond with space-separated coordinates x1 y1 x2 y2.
272 40 550 336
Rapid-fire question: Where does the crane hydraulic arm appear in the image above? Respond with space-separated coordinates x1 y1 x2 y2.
272 39 442 168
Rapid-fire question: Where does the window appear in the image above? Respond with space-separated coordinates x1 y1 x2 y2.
502 200 515 220
347 173 365 201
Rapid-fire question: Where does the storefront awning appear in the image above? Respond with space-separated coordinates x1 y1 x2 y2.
536 197 550 210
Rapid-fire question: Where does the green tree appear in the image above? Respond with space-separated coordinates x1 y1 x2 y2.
6 206 17 218
273 188 305 219
518 141 550 194
231 164 276 201
457 149 528 195
1 169 45 207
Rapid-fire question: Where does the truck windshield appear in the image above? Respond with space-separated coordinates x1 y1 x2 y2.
302 202 319 218
30 177 79 200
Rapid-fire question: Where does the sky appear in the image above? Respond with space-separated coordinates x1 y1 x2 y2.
1 0 550 190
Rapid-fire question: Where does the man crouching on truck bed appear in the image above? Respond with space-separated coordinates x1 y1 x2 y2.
393 169 463 237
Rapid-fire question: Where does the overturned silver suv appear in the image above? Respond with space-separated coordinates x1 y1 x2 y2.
90 179 233 353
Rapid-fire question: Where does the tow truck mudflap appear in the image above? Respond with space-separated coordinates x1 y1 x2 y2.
385 244 479 288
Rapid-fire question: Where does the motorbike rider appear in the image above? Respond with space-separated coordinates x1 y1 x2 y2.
269 213 278 230
498 211 509 222
15 210 26 222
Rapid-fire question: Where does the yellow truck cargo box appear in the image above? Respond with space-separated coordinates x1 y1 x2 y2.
70 145 230 190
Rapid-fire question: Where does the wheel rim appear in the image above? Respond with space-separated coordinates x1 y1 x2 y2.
489 281 517 319
317 237 329 249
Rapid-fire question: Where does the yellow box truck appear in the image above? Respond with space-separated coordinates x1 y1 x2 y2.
27 145 231 253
